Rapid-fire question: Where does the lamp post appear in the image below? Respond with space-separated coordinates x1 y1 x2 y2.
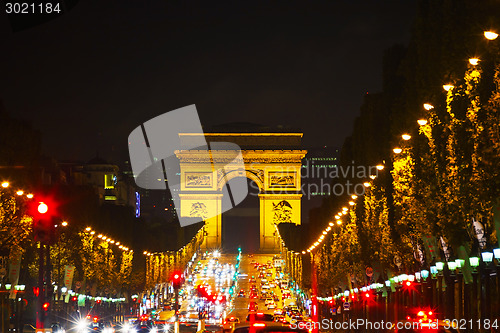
481 251 494 321
493 248 500 322
435 262 445 318
469 256 480 323
454 259 465 320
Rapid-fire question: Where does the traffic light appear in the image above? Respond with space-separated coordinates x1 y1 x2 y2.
42 302 50 311
71 296 77 302
172 271 183 289
32 201 59 245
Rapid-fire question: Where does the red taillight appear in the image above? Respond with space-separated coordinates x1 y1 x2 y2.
253 323 266 327
93 316 98 323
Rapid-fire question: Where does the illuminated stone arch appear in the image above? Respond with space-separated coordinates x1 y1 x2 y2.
216 169 265 192
175 132 307 253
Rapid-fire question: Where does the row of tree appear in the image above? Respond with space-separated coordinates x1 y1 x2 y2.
312 0 500 293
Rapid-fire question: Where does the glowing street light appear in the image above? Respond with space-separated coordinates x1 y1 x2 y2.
369 175 376 180
423 103 434 110
61 221 68 227
85 227 91 231
484 30 499 40
16 190 24 196
329 222 334 226
349 201 355 206
302 251 306 254
375 164 384 170
393 147 402 154
351 195 358 199
402 134 411 141
26 193 34 199
443 84 454 91
469 58 480 65
363 182 371 187
336 220 342 225
1 182 9 188
417 119 428 126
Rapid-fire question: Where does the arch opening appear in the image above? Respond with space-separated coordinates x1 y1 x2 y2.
221 177 260 253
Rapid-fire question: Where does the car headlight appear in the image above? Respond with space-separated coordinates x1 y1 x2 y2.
150 327 158 333
76 319 89 333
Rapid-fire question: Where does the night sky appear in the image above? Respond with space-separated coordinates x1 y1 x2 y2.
0 1 416 163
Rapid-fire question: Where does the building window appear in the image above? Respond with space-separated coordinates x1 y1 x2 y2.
104 174 115 189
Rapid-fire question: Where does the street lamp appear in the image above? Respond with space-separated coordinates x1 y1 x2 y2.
435 261 445 272
469 58 480 65
493 248 500 262
423 103 434 110
420 270 429 281
402 134 411 141
376 164 384 170
417 119 428 126
469 256 480 271
481 251 493 264
16 190 24 196
393 147 402 154
443 84 454 91
447 261 457 271
484 30 499 40
1 182 9 188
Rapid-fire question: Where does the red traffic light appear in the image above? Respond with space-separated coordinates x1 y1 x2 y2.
38 202 48 214
71 296 77 302
171 271 183 289
42 302 50 311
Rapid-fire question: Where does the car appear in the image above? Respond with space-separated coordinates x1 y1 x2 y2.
51 323 66 333
385 320 460 332
267 302 276 310
132 320 156 333
246 313 274 322
222 316 240 332
238 289 246 297
233 322 309 333
264 298 273 305
248 301 259 311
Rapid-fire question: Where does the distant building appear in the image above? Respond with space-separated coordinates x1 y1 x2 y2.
40 156 135 207
301 146 339 223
